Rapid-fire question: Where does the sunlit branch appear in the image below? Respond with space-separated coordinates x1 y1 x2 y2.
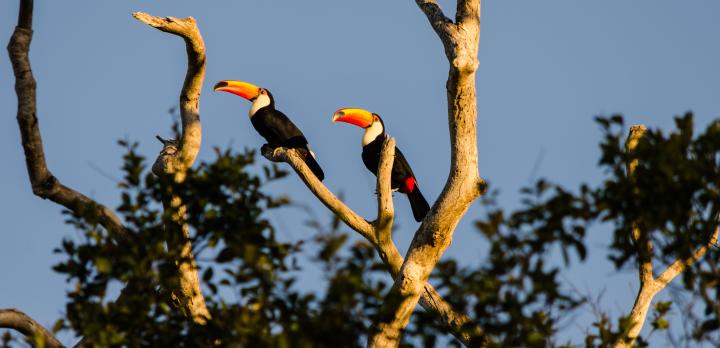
0 308 62 348
614 125 719 348
368 0 486 346
133 11 210 324
261 145 484 346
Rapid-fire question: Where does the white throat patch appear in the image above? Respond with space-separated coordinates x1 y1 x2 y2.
362 120 384 146
249 94 271 118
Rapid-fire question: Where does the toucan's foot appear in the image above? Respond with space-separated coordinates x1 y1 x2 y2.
261 144 283 162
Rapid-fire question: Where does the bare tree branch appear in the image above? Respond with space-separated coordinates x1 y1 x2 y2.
262 146 375 240
624 125 647 177
656 228 719 288
368 1 484 346
625 125 653 285
612 124 658 348
16 0 32 29
8 0 127 240
261 145 487 347
8 0 485 345
455 0 481 29
613 125 719 348
133 12 204 178
374 137 396 243
7 2 143 346
416 0 455 58
0 309 62 348
133 12 210 325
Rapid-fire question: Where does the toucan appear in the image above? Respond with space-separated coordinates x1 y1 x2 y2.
214 80 325 181
332 108 430 222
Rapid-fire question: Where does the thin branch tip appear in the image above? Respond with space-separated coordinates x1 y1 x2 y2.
133 11 197 30
132 11 170 28
131 11 154 24
629 124 647 133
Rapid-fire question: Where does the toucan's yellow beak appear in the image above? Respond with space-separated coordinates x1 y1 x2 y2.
332 108 374 128
214 80 261 101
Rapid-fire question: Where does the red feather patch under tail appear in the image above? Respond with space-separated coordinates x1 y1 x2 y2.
404 176 416 193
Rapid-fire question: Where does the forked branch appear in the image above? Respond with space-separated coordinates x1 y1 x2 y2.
613 125 719 348
8 0 126 240
8 1 139 346
368 1 485 346
261 144 486 346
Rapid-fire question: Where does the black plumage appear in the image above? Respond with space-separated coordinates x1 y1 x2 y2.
251 90 325 181
361 132 430 222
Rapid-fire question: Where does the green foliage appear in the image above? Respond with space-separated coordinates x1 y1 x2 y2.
593 114 720 344
596 114 720 275
548 113 720 346
25 112 720 347
650 301 672 331
51 141 445 347
414 182 589 347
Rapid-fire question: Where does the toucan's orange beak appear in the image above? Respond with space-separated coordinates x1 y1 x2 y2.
332 108 374 128
214 80 261 101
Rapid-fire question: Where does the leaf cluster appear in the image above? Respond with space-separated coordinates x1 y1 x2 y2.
31 112 720 347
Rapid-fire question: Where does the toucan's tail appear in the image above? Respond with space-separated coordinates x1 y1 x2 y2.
407 186 430 222
303 152 325 181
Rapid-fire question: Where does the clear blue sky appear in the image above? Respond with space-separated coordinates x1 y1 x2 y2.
2 1 719 346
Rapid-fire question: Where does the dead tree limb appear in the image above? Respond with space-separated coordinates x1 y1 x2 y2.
133 11 210 325
8 0 127 240
8 1 135 346
374 138 396 251
262 142 486 347
367 1 486 346
0 308 62 348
